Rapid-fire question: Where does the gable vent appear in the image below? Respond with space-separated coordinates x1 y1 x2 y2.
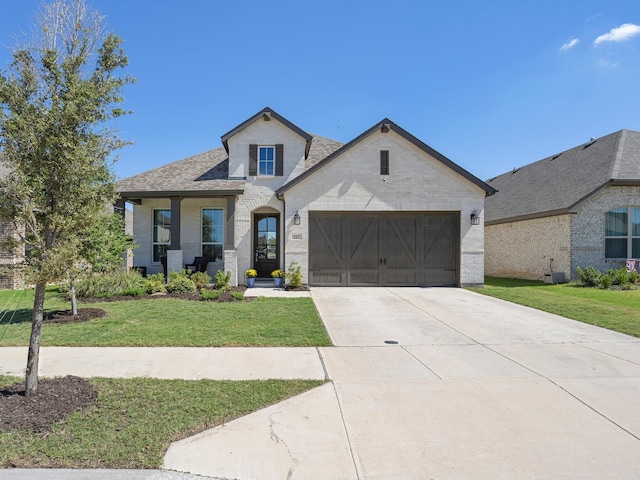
380 150 390 175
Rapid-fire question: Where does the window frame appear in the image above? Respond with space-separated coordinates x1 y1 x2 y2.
152 208 171 263
605 206 640 259
201 208 225 262
258 145 275 176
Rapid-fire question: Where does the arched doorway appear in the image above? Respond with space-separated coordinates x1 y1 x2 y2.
254 212 280 277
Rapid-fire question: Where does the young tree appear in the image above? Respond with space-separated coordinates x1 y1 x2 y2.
67 210 136 315
0 0 133 396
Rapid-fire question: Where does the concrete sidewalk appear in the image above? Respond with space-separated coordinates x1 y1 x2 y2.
0 347 326 380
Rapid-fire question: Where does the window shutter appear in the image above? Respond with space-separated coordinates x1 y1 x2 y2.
275 144 284 176
249 144 257 176
380 150 390 175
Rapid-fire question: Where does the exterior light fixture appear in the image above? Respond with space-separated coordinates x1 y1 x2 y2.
293 211 301 225
470 210 480 226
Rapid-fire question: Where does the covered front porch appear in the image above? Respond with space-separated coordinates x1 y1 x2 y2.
117 192 241 285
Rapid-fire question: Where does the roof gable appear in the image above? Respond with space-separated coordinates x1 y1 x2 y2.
220 107 313 158
277 118 495 196
485 129 640 224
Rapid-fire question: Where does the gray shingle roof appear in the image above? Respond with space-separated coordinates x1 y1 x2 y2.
117 147 244 197
117 134 344 197
485 129 640 224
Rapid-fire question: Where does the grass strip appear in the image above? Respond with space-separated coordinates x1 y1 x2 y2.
0 376 324 469
468 276 640 337
0 288 331 347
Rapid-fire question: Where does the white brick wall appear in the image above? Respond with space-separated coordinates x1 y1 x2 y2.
485 215 571 280
282 129 488 286
131 124 488 287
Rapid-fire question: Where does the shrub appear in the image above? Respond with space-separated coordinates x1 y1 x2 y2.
200 289 221 301
599 273 613 289
286 261 303 288
145 273 166 294
628 269 640 285
167 270 197 293
231 291 244 301
214 269 231 291
75 270 146 298
611 266 629 286
576 266 601 287
190 271 212 289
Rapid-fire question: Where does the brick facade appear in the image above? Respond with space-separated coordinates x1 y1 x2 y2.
283 129 488 286
485 215 571 280
571 185 640 274
127 112 491 287
485 185 640 281
0 223 25 290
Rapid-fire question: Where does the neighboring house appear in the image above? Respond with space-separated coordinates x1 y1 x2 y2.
117 107 495 287
485 129 640 281
0 162 24 290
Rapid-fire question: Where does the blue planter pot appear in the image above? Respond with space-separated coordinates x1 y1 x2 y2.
246 277 256 288
273 277 284 288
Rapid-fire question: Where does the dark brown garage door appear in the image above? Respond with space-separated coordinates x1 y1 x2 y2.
309 212 459 287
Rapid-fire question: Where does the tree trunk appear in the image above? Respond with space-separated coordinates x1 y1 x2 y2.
70 278 77 316
25 282 46 397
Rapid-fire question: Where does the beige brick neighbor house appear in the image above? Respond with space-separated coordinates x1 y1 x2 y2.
0 162 24 290
485 129 640 281
118 107 495 287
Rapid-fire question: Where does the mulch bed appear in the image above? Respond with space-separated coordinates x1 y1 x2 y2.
44 308 107 324
0 375 97 433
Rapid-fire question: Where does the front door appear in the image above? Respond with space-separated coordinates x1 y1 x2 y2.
254 213 279 278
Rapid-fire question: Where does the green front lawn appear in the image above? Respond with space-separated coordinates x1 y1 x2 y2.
0 376 324 469
0 287 332 347
469 276 640 337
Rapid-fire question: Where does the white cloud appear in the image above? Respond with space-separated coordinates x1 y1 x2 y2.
561 38 579 51
594 23 640 45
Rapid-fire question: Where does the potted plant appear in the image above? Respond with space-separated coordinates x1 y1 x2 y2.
245 268 258 288
271 269 285 288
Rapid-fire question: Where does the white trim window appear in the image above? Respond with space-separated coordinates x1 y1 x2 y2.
258 146 275 176
605 207 640 259
153 209 171 263
202 208 224 262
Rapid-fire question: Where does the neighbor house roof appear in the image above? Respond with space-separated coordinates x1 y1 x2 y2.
485 129 640 225
277 118 496 196
117 134 343 199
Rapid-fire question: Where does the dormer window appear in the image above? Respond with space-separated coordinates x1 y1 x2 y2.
259 146 275 176
249 144 284 177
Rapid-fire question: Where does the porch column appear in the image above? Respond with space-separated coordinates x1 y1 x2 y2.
225 196 236 249
167 197 184 277
224 196 238 286
169 197 183 250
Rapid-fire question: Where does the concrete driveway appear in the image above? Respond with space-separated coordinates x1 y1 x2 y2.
165 288 640 479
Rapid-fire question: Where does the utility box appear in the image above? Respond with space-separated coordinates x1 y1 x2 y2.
544 272 565 284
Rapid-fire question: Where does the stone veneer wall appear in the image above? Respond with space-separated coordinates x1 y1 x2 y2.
571 185 640 275
485 214 571 281
0 223 24 289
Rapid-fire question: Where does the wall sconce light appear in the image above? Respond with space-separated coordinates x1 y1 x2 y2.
470 210 480 226
293 211 301 225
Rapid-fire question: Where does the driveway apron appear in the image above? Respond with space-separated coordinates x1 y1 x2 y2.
165 287 640 479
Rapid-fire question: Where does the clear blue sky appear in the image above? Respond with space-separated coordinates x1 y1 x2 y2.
1 0 639 182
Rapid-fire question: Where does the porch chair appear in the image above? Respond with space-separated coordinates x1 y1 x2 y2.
185 256 209 273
